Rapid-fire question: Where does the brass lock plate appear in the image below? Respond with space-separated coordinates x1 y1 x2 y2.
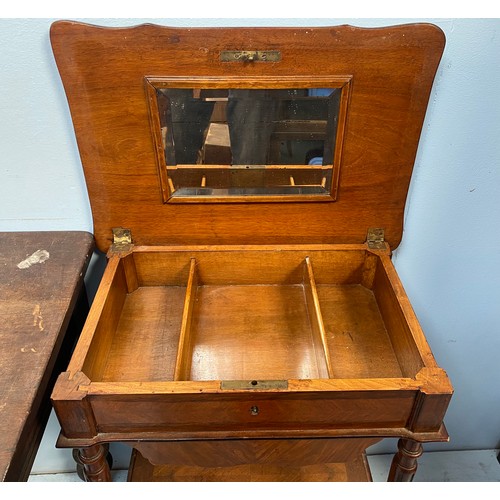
220 379 288 390
220 50 281 62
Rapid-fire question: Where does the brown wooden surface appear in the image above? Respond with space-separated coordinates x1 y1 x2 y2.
47 22 452 482
132 437 381 468
75 444 111 482
0 231 93 481
128 447 373 482
50 21 445 252
388 438 423 481
65 246 431 384
51 244 452 447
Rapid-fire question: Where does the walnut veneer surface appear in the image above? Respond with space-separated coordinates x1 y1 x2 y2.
49 21 446 252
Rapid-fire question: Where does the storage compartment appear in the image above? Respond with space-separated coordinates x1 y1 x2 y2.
79 247 423 385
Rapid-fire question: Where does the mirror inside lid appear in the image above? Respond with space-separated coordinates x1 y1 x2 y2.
145 76 351 203
50 21 445 251
148 83 348 201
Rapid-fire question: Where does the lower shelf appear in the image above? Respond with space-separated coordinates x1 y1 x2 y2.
127 449 373 482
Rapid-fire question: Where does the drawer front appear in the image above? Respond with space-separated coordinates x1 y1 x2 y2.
90 391 416 435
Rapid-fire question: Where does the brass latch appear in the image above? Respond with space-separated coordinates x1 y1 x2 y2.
110 227 133 253
367 228 385 250
220 50 281 62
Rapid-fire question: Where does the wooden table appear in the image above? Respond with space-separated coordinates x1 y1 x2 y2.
0 231 94 481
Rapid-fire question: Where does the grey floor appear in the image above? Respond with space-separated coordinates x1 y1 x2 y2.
368 449 500 482
27 449 500 482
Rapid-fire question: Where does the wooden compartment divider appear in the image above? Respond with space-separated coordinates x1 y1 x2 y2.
75 250 423 383
173 258 199 381
303 257 333 378
171 255 334 382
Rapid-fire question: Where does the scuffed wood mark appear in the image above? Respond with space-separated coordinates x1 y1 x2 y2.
21 347 38 353
17 249 50 269
32 304 44 331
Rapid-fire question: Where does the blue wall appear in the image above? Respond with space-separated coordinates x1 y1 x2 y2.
1 18 499 472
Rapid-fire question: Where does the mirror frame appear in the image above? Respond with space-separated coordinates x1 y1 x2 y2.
145 76 351 203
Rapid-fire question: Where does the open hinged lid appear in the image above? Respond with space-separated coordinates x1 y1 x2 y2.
50 21 445 253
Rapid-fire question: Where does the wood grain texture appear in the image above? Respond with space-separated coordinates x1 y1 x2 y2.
75 247 421 384
0 231 93 481
128 448 373 482
173 258 198 381
303 257 333 378
50 244 452 456
88 389 416 434
47 22 453 481
79 256 127 381
55 421 449 448
319 284 404 378
188 284 321 380
132 245 371 286
128 439 378 481
132 437 381 467
50 21 445 252
100 287 185 382
373 254 434 376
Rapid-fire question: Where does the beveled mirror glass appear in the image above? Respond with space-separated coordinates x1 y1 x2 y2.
146 78 350 202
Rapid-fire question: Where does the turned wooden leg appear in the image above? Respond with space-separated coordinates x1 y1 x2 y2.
74 444 112 482
388 438 423 482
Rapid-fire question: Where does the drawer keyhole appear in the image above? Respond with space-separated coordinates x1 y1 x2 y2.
250 405 259 416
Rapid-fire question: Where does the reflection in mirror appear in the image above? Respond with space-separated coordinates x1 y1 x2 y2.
153 86 345 200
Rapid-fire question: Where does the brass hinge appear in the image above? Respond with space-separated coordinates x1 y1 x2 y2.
367 228 385 250
110 227 133 253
